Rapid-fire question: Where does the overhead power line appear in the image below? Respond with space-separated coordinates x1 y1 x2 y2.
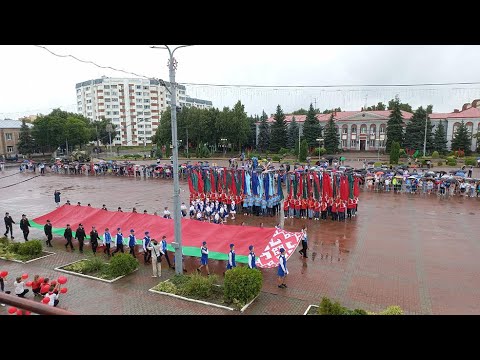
34 45 480 89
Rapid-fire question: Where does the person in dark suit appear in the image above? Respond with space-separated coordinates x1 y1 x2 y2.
19 214 31 241
44 220 53 247
64 224 74 251
75 223 86 253
4 212 15 239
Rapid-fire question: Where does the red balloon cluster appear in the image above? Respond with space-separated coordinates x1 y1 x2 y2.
26 281 33 287
21 273 28 279
41 284 50 294
42 297 50 304
38 277 44 283
25 311 32 315
50 280 57 286
16 309 23 315
60 287 68 294
0 271 8 278
57 276 67 285
8 307 17 314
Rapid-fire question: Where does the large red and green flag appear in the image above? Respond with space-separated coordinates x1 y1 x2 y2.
32 206 302 268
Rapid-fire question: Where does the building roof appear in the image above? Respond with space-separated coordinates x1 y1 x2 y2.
0 119 25 129
265 110 413 124
428 107 480 119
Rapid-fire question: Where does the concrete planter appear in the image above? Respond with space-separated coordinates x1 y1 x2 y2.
148 280 258 313
0 251 56 264
304 304 319 315
54 259 138 283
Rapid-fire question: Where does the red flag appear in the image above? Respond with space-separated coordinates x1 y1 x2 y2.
297 173 303 198
188 173 194 194
223 168 227 193
210 172 215 195
340 176 349 201
197 170 204 193
306 173 312 197
230 170 237 196
354 177 360 197
313 171 321 200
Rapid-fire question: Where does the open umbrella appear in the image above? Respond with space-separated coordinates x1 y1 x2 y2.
375 171 384 176
340 156 346 161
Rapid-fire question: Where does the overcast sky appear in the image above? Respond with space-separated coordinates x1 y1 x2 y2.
2 45 480 119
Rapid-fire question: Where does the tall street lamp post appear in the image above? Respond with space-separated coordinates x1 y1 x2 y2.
316 138 324 164
150 44 192 275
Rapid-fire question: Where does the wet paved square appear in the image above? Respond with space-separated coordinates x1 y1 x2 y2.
1 167 479 314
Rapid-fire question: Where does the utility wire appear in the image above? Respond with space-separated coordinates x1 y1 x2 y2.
33 45 480 89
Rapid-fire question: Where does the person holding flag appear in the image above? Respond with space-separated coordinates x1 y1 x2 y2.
226 243 236 270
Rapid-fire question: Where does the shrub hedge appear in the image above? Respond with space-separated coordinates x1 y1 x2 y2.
224 267 263 308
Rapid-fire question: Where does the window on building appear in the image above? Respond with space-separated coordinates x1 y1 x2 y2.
87 106 92 110
138 125 144 128
143 118 150 122
112 98 118 102
144 99 150 103
86 99 92 104
143 92 148 96
143 86 149 90
105 98 111 102
144 112 151 116
104 85 110 89
145 124 152 129
341 139 347 148
5 133 13 141
7 146 14 153
115 137 121 141
369 139 375 147
105 92 111 96
111 85 117 89
85 86 90 91
112 118 120 122
136 85 141 89
77 107 82 112
106 105 111 109
360 126 367 134
112 91 118 96
87 112 92 116
77 101 82 105
144 105 150 109
342 127 348 134
136 105 143 109
136 92 142 96
112 111 119 115
145 131 152 135
77 95 82 99
350 139 357 148
138 131 145 135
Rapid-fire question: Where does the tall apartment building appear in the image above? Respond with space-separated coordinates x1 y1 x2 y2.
76 77 182 146
76 77 212 146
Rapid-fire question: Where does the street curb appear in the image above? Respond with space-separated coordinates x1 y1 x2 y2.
303 304 319 315
0 251 56 264
54 259 138 283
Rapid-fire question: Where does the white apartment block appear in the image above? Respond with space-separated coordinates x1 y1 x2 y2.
184 96 213 109
76 76 187 146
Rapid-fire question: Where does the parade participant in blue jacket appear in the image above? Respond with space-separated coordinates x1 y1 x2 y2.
103 228 112 257
248 245 257 269
277 248 289 288
161 235 173 269
128 229 136 257
197 241 210 275
227 243 236 270
112 227 124 255
143 231 151 264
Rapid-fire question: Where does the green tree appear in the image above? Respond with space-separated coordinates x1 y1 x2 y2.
299 139 308 161
269 105 287 152
302 103 322 149
291 108 307 115
433 120 448 154
93 117 117 146
230 101 250 151
17 120 34 156
385 96 405 153
389 141 400 164
287 116 299 150
322 107 341 114
65 116 92 149
365 102 387 111
323 114 339 154
246 115 258 149
388 98 412 113
426 105 433 114
403 106 433 154
451 120 472 154
257 110 270 153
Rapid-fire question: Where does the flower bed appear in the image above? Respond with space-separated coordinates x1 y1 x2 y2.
150 268 262 312
0 238 55 263
304 297 404 315
55 253 139 283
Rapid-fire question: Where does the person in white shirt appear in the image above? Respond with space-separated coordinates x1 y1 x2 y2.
196 211 202 221
14 277 29 297
180 202 187 217
45 285 60 307
214 212 220 224
147 240 163 277
189 204 195 218
163 207 171 219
